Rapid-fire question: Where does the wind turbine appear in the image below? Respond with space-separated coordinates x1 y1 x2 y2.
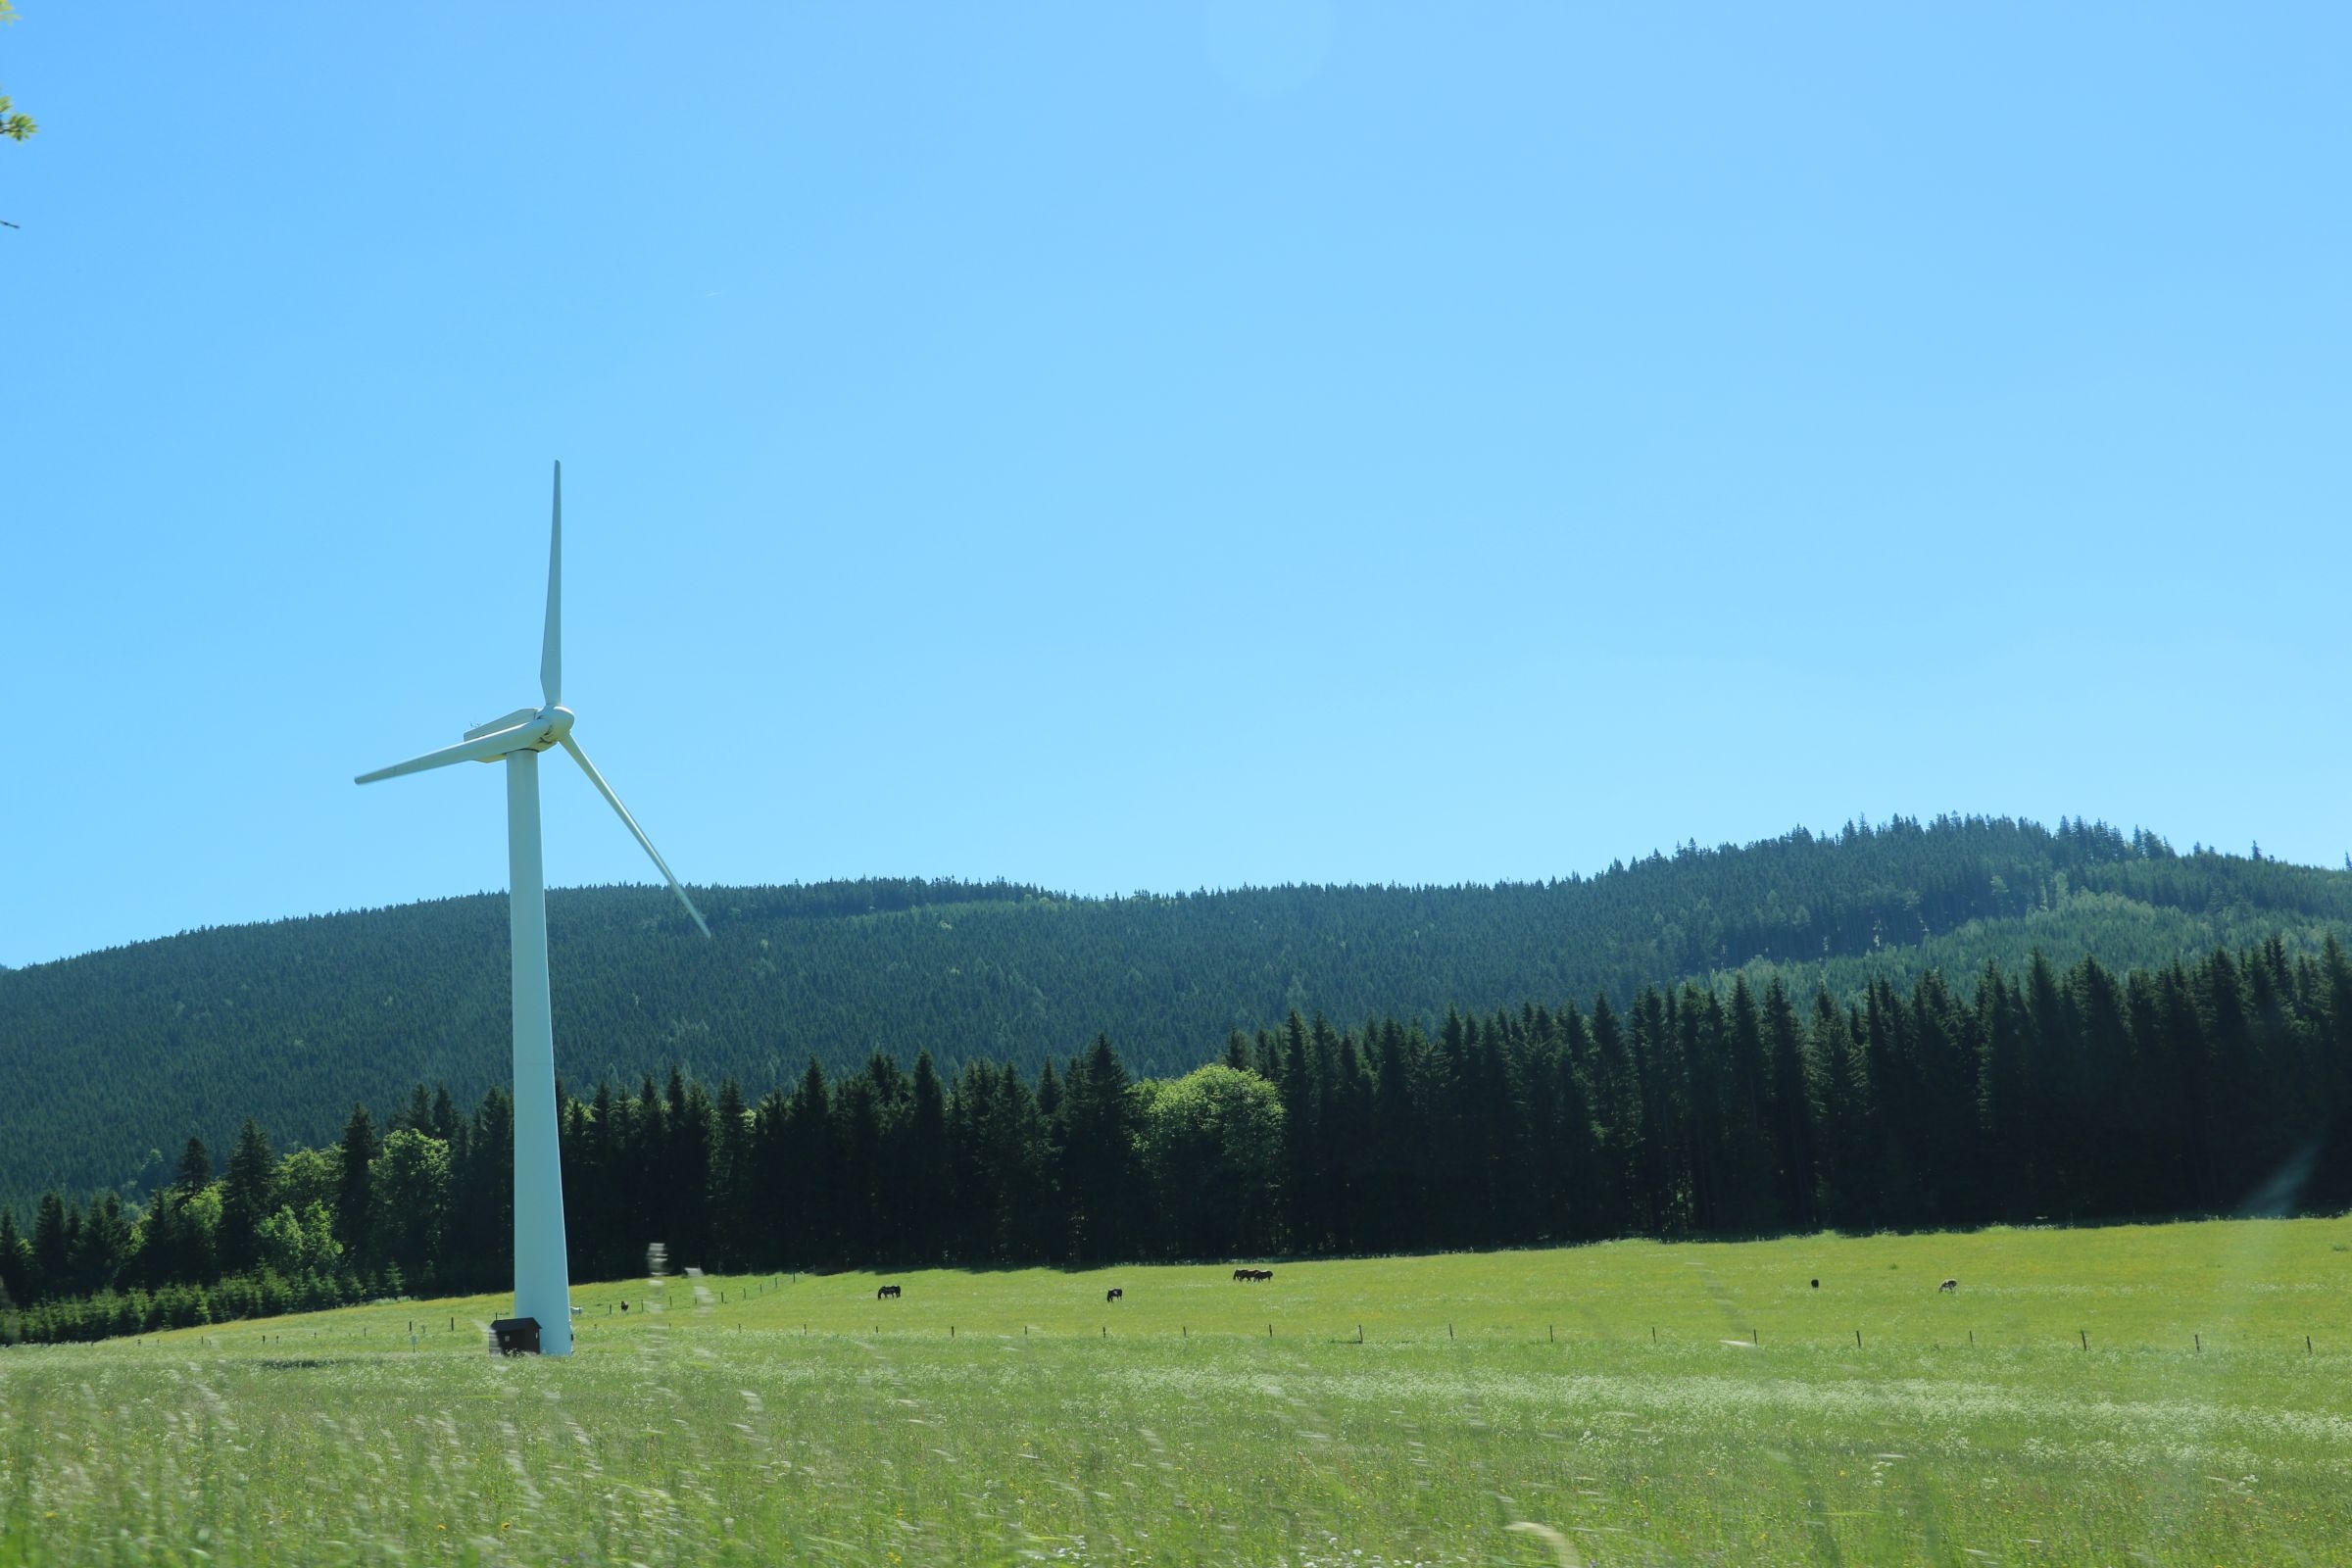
356 462 709 1355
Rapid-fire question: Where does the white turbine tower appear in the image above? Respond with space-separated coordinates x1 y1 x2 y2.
356 463 709 1355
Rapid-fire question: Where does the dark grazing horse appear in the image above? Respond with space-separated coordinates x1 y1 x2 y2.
877 1284 903 1299
1232 1267 1272 1283
1105 1288 1123 1302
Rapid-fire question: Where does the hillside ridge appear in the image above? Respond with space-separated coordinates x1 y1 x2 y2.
5 813 2349 1204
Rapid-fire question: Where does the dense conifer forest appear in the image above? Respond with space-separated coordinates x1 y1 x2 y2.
7 932 2350 1345
5 815 2351 1210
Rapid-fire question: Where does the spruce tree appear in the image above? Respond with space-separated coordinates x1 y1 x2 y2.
2317 935 2352 1208
710 1078 753 1270
664 1068 715 1270
1588 993 1640 1236
1762 978 1817 1230
334 1104 378 1262
218 1118 277 1277
29 1193 70 1301
1060 1036 1142 1262
1327 1033 1377 1250
907 1052 950 1263
73 1195 129 1297
174 1137 213 1194
0 1207 27 1306
781 1059 832 1264
1717 978 1777 1232
1368 1019 1423 1250
1977 961 2034 1220
2201 949 2260 1203
449 1087 513 1292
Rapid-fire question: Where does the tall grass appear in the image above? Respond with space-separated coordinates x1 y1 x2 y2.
4 1216 2349 1565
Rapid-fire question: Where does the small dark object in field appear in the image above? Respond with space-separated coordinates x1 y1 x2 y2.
877 1284 903 1299
1939 1278 1959 1293
1810 1279 1819 1289
1231 1267 1273 1282
620 1300 628 1312
490 1317 541 1356
1106 1288 1123 1302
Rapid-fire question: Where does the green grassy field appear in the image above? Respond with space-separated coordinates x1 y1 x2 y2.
6 1216 2351 1565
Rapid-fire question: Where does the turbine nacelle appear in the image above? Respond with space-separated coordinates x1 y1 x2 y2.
463 705 574 757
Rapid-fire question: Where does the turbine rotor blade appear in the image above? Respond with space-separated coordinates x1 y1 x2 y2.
559 733 712 938
541 461 563 710
356 721 538 785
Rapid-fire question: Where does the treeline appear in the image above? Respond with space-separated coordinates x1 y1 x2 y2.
9 936 2348 1344
11 813 2352 1207
0 1094 510 1345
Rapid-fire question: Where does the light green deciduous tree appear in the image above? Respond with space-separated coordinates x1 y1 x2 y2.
1 1 34 143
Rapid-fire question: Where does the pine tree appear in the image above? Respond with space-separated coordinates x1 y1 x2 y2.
2202 949 2260 1204
1676 986 1723 1232
832 1071 883 1266
664 1068 715 1270
710 1078 753 1270
73 1195 130 1297
1629 988 1685 1235
0 1207 28 1306
218 1118 276 1276
1367 1019 1423 1251
2074 956 2142 1216
29 1192 70 1301
449 1086 513 1292
2155 962 2210 1207
1587 993 1640 1236
581 1081 626 1279
334 1105 378 1262
780 1059 832 1264
1905 969 1980 1226
906 1052 950 1263
175 1137 213 1195
2022 950 2083 1216
1762 978 1817 1230
1543 1006 1604 1241
1060 1036 1142 1263
2316 935 2352 1209
1977 961 2034 1220
1717 977 1778 1231
748 1087 792 1265
1326 1033 1377 1250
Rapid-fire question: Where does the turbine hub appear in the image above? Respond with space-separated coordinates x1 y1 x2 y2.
523 706 576 753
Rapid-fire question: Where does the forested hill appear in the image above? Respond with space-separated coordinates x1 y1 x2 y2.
6 814 2350 1205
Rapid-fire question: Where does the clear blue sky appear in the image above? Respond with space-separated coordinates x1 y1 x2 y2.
3 4 2346 968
